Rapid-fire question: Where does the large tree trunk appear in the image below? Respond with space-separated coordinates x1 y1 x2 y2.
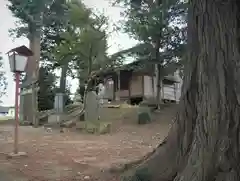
151 65 155 98
23 12 42 127
156 63 162 108
121 1 240 181
22 36 34 123
22 33 40 127
31 34 41 127
155 0 163 109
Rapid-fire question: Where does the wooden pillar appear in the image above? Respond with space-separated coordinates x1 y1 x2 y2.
115 71 120 101
19 91 24 122
161 81 164 101
113 74 117 101
174 83 177 102
142 75 145 100
128 71 132 102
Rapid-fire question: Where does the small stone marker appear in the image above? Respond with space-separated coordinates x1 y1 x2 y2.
85 91 99 122
54 93 64 113
138 105 152 124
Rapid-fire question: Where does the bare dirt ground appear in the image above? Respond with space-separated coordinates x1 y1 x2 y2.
0 105 177 181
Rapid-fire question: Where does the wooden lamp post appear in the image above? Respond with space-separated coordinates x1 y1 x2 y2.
7 45 33 157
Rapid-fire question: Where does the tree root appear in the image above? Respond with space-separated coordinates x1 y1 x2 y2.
109 139 167 174
116 121 240 181
110 122 180 181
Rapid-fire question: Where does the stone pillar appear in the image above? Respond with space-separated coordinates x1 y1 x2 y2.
54 93 64 123
54 93 64 113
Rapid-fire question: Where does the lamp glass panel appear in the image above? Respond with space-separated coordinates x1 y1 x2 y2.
15 54 27 72
8 54 15 72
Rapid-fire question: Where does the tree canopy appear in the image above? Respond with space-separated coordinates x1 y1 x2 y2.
8 0 67 37
37 66 56 111
114 0 187 75
52 0 118 84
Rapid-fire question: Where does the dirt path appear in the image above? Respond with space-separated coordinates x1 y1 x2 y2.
0 106 176 181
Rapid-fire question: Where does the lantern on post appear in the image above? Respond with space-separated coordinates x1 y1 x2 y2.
6 45 33 157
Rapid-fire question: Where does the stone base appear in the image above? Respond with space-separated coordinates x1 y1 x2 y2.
48 114 62 124
19 121 32 126
84 121 112 134
7 152 27 158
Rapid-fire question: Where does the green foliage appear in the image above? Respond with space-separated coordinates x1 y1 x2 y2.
7 0 69 67
8 0 68 65
37 66 56 111
115 0 187 76
41 0 69 66
123 0 187 41
52 0 112 81
37 66 73 111
7 0 66 36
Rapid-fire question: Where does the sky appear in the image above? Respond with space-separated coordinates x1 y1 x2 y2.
0 0 137 106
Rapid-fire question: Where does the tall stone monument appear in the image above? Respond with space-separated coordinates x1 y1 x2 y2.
83 91 111 134
85 91 99 122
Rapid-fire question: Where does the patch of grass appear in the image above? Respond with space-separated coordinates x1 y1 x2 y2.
0 116 13 122
84 121 111 134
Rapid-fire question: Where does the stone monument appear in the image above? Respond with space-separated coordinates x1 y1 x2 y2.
85 91 99 122
48 93 64 125
54 93 64 113
98 83 105 105
82 91 111 134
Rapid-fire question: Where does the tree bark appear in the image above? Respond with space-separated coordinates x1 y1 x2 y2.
22 11 42 127
151 65 155 98
155 0 164 109
121 0 240 181
156 63 162 108
22 33 40 127
22 36 34 123
31 33 41 127
59 64 68 93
